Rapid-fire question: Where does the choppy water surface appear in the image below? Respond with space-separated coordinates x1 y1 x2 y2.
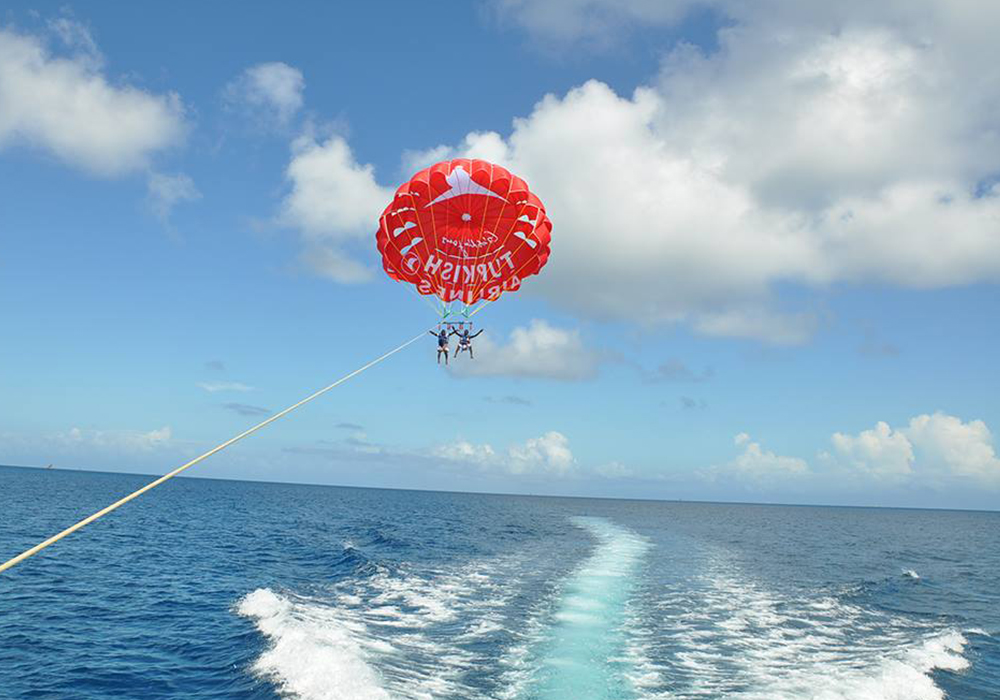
1 465 998 699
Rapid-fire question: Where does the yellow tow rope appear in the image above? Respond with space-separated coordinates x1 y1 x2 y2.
0 328 431 575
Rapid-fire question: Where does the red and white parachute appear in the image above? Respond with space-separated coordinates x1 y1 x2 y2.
376 159 552 316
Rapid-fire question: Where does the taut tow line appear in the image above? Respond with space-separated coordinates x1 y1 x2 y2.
0 328 432 575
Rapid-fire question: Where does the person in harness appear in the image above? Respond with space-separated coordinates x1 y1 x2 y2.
430 328 451 365
453 326 483 359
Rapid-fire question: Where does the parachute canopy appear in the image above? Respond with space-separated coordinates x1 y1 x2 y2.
376 159 552 313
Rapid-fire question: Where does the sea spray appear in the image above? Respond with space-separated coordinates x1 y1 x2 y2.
237 588 391 700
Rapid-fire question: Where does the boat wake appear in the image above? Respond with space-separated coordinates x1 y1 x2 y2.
237 519 971 700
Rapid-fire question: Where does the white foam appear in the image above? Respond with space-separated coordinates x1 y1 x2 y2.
640 550 971 700
238 554 528 700
237 588 391 700
739 630 969 700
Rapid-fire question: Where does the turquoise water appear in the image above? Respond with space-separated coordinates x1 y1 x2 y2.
1 465 998 699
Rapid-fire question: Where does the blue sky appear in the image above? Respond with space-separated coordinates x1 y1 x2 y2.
1 1 998 509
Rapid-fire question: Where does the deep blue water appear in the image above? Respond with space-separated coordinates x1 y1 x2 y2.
1 465 998 699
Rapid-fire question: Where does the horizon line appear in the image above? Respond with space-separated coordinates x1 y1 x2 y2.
1 463 996 515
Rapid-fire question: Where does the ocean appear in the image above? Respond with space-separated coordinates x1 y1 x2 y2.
1 465 997 699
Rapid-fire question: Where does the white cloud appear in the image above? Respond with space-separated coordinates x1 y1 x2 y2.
509 431 575 474
266 2 1000 345
279 135 390 282
706 432 809 483
299 245 373 284
693 308 820 346
401 131 511 173
706 413 1000 491
198 381 253 393
433 439 497 465
47 17 100 61
827 421 914 480
824 412 1000 486
58 425 172 453
434 430 576 476
405 5 1000 342
0 25 186 176
224 62 304 128
904 413 1000 483
282 135 389 236
147 172 201 222
447 319 600 380
494 0 1000 55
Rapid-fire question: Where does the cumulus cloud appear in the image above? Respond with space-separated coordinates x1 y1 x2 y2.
299 244 373 284
732 432 809 479
434 430 576 475
57 425 172 453
707 413 1000 491
509 431 575 474
267 2 1000 345
824 412 1000 486
704 432 810 484
905 413 1000 482
827 421 914 480
278 135 390 282
147 172 200 222
400 3 1000 342
224 61 305 128
447 319 601 380
434 439 498 466
0 24 186 176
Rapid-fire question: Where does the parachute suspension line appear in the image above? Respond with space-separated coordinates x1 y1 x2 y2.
382 212 439 313
466 196 533 308
468 297 493 318
469 245 544 321
461 163 500 312
464 165 533 307
408 180 440 315
0 328 433 576
457 169 475 320
377 210 440 319
463 162 498 319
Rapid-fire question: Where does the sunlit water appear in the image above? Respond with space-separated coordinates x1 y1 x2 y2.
1 465 998 699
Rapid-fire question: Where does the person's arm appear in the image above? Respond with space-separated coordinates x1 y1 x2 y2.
449 329 459 336
471 329 483 338
429 331 438 337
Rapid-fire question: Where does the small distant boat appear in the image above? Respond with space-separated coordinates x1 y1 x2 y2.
45 463 54 470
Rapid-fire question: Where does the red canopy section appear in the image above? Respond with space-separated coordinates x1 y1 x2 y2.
376 158 552 308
